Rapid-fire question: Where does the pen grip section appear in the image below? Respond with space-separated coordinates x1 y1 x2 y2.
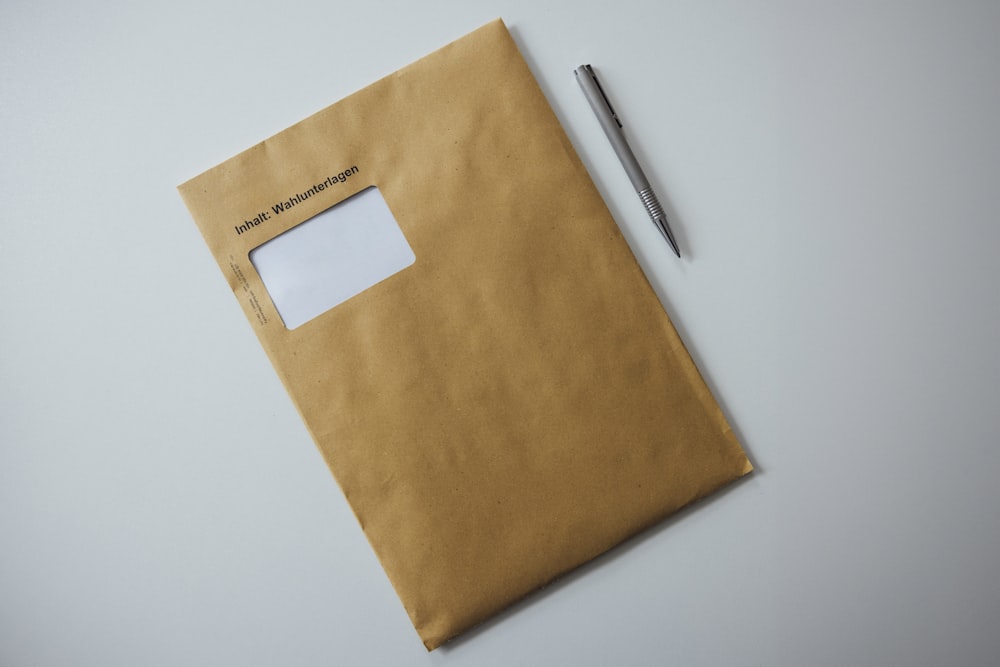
638 186 666 222
639 187 681 257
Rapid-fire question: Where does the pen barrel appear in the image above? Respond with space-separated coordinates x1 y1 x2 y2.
575 64 681 257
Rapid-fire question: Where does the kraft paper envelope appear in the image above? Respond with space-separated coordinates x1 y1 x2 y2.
178 19 752 650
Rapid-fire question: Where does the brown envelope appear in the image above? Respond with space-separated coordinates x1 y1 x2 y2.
178 18 752 650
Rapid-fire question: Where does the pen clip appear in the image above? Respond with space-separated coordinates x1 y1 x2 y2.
584 64 623 129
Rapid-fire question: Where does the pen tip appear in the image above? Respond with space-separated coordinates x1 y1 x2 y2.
661 226 681 258
652 215 681 259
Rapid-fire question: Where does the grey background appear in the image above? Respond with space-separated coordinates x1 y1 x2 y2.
2 1 998 665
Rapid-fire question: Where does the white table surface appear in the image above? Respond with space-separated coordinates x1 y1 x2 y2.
3 1 999 665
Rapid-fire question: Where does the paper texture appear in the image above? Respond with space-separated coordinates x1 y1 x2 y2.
178 19 752 650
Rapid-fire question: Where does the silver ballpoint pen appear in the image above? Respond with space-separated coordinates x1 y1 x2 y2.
574 64 681 258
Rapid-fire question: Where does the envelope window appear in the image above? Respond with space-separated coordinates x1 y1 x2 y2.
249 186 415 329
